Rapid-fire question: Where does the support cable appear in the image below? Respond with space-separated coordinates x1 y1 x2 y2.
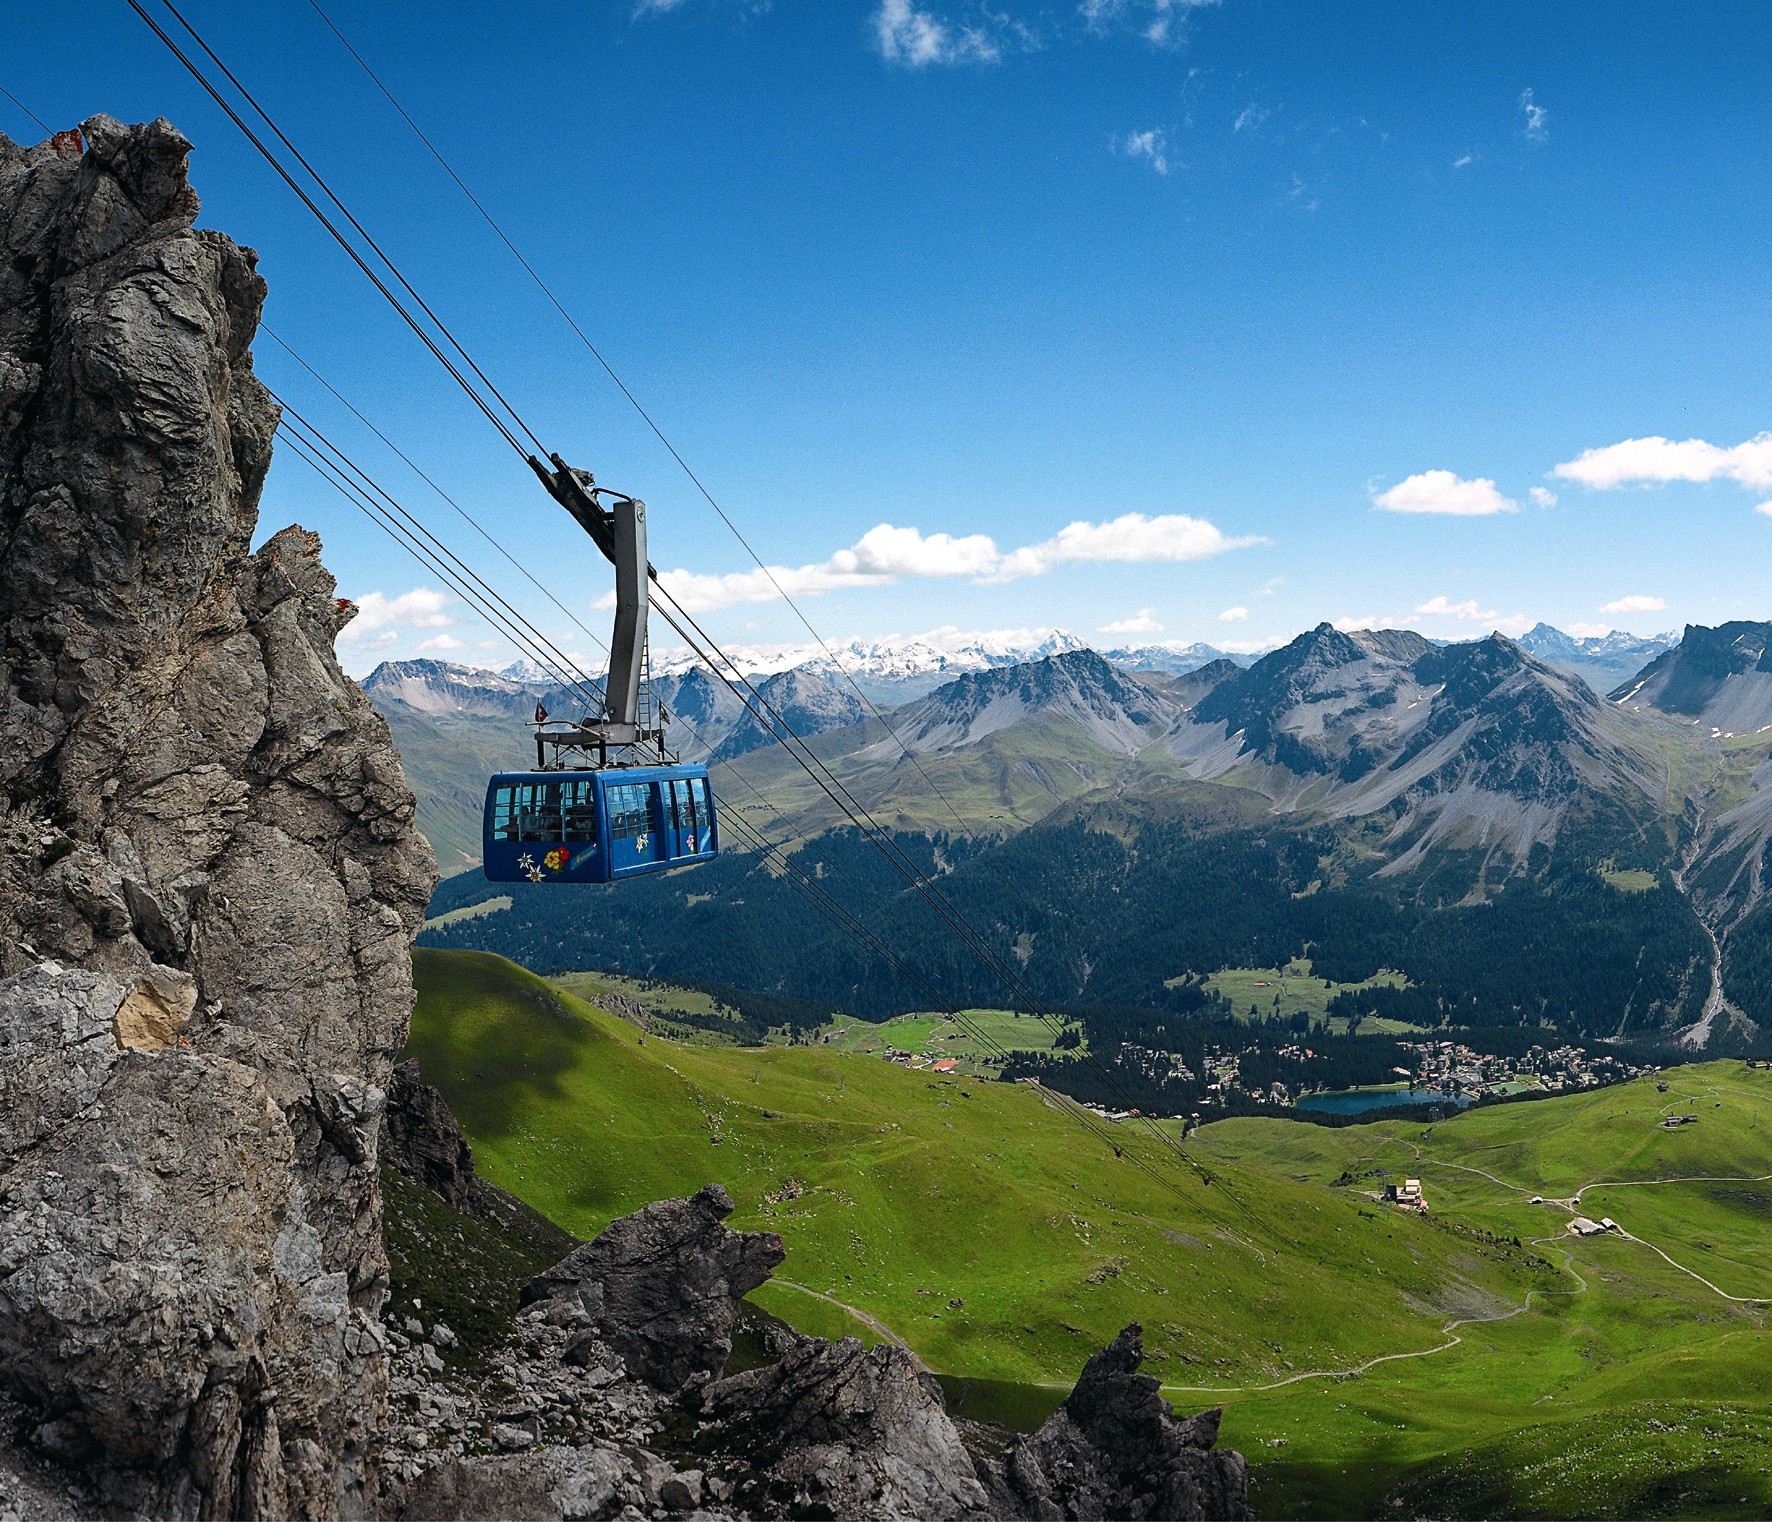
0 85 50 133
282 5 1192 1160
125 0 539 458
141 9 1201 1174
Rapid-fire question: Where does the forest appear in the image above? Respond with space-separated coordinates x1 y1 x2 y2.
423 813 1720 1043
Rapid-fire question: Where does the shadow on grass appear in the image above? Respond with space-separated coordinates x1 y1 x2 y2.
407 948 599 1142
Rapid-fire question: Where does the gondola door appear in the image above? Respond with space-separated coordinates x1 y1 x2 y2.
605 777 665 877
669 778 699 860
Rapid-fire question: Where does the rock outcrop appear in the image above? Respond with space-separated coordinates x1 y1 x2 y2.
0 117 434 1517
981 1325 1250 1521
519 1184 785 1394
383 1058 478 1210
383 1171 1249 1522
696 1334 992 1520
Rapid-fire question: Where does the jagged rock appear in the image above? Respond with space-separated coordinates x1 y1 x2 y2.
696 1336 991 1521
979 1325 1249 1521
0 118 434 1517
391 1444 652 1522
383 1057 477 1208
520 1185 783 1393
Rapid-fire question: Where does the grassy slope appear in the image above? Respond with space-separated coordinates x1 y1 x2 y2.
713 718 1200 838
406 948 1772 1517
406 949 1544 1399
1194 1063 1772 1517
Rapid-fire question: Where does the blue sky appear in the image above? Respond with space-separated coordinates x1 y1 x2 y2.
8 0 1772 672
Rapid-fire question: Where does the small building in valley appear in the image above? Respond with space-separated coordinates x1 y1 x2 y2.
1384 1178 1427 1211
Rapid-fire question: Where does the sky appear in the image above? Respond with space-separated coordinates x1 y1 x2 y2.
8 0 1772 675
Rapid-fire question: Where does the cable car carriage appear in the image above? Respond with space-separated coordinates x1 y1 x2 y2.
484 766 715 883
483 455 718 884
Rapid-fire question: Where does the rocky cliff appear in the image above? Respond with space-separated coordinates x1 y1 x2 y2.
0 117 435 1517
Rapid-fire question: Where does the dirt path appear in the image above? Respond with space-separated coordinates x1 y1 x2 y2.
1418 1144 1772 1310
770 1279 930 1369
1164 1269 1584 1396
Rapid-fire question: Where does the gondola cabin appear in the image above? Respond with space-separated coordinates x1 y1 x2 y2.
483 766 718 884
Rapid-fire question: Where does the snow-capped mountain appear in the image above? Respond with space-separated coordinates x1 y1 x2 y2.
1097 641 1252 676
1515 622 1679 690
650 627 1093 700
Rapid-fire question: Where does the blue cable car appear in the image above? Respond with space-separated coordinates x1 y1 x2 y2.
483 765 718 883
482 454 720 887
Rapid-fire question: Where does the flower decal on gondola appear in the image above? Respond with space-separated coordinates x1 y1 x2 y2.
635 833 650 853
544 847 571 874
519 851 544 884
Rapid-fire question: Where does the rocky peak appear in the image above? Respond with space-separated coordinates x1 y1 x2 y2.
0 117 434 1517
520 1184 785 1394
1612 619 1772 730
982 1323 1248 1520
885 648 1178 756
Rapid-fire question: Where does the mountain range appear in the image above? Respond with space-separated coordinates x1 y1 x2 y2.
391 619 1772 1049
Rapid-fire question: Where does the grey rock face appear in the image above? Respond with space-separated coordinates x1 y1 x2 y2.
0 118 435 1517
520 1185 784 1394
697 1335 992 1521
980 1324 1249 1521
383 1058 477 1210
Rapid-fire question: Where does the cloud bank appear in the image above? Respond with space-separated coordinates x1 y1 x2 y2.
648 512 1264 612
1553 433 1772 493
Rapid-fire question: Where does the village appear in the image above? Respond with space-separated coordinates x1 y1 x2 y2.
1397 1038 1661 1098
832 1012 1666 1122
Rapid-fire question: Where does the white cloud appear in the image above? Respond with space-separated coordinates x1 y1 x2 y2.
1453 153 1473 169
415 633 465 652
648 512 1261 612
1120 129 1169 174
632 0 686 14
1084 0 1219 45
1567 621 1612 639
1233 103 1267 133
1416 595 1495 620
1099 609 1163 635
1216 635 1289 655
1553 432 1772 493
1529 486 1558 508
1757 501 1772 518
1371 470 1518 517
1254 575 1284 597
982 511 1264 583
1332 614 1414 632
1219 605 1249 623
1600 594 1667 614
1519 88 1548 142
1140 0 1219 46
872 0 999 64
338 587 452 644
1491 614 1534 635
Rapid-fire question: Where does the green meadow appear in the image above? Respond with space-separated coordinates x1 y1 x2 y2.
810 1006 1081 1073
407 948 1772 1518
1199 959 1417 1034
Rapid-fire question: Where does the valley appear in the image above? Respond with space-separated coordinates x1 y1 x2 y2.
409 947 1772 1520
